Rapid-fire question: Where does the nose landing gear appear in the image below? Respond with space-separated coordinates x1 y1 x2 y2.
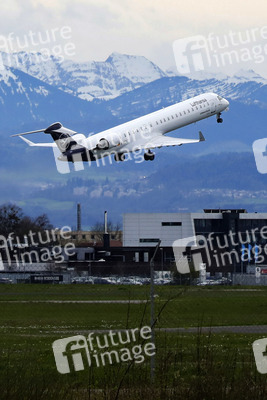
217 112 223 123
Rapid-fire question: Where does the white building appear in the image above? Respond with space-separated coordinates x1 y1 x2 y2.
123 212 196 247
123 210 267 248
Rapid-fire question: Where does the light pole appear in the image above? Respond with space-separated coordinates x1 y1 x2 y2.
150 239 161 383
88 259 92 281
160 247 163 279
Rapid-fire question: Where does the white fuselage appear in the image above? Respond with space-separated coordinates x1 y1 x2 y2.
75 92 229 159
14 91 229 164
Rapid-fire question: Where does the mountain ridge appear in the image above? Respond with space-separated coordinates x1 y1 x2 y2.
2 51 267 105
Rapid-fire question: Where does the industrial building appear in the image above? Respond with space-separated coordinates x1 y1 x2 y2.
123 209 267 275
1 209 267 284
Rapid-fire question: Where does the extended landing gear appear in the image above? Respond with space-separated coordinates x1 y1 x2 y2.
144 150 155 161
217 112 223 123
114 152 125 162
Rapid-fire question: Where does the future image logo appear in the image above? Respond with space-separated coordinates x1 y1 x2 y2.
52 327 156 375
253 138 267 174
173 226 267 274
172 235 208 274
172 35 211 74
0 27 76 71
252 338 267 374
53 335 91 374
173 26 267 75
57 134 71 152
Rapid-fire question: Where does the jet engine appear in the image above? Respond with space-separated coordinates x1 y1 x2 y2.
96 134 121 150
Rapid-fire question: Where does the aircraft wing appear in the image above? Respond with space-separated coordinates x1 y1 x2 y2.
19 136 57 147
143 131 205 149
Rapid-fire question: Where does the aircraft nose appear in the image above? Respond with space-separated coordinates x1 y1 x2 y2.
224 99 229 107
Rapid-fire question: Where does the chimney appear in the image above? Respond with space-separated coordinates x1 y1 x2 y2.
103 210 110 248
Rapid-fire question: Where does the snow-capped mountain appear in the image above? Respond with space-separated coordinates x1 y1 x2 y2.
0 55 267 144
2 50 267 109
1 51 167 101
227 69 267 85
0 65 118 138
168 65 267 85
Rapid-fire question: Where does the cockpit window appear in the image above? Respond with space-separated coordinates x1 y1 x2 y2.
217 95 223 101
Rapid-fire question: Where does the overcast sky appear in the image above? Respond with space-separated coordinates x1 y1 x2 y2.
1 0 267 77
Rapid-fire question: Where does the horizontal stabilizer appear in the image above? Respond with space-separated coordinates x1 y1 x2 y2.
19 136 57 147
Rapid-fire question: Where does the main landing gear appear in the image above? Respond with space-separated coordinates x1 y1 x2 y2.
114 152 125 162
144 150 155 161
217 112 223 123
114 150 155 162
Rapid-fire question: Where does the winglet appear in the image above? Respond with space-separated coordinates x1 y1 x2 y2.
199 131 205 142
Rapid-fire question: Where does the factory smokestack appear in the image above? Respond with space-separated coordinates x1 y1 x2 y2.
103 210 110 248
104 210 108 234
77 203 81 231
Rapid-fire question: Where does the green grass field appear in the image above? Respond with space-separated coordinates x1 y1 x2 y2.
0 284 267 399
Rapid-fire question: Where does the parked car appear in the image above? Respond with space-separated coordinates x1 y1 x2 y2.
0 278 13 284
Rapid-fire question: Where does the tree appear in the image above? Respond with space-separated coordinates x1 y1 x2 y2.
0 203 23 236
0 203 53 238
33 214 53 231
90 221 122 243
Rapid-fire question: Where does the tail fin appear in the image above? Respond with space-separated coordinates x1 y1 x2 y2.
11 122 78 153
12 122 92 162
44 122 78 153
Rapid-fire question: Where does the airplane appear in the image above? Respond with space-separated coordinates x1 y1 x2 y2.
11 92 229 163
